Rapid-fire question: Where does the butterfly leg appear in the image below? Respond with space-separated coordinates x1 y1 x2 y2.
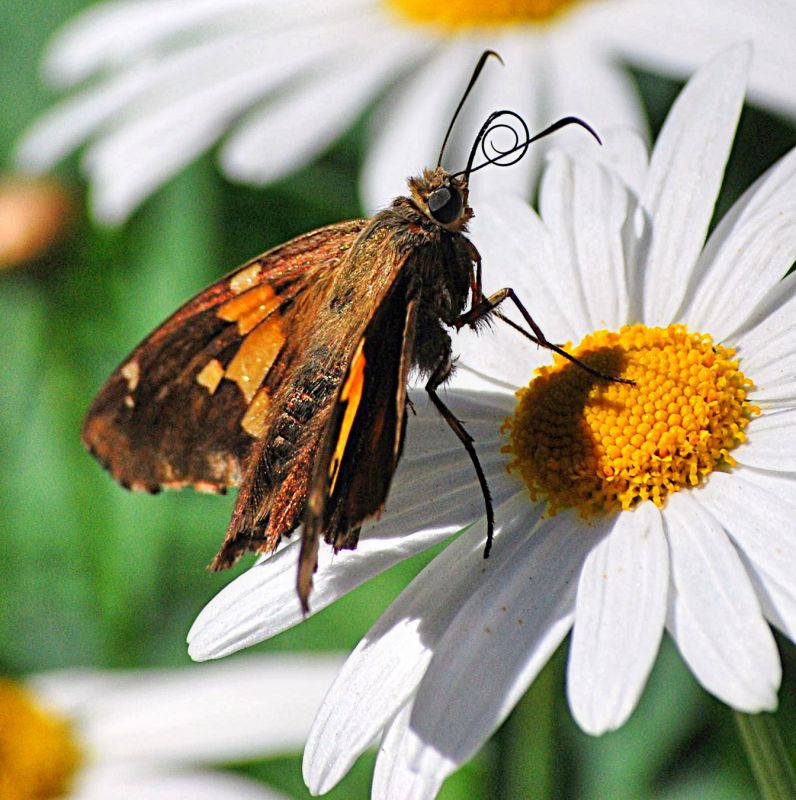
425 355 495 557
457 287 633 385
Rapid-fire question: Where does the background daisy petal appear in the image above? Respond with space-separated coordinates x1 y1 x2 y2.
220 34 428 184
700 470 796 642
639 44 750 325
664 492 780 711
401 512 607 786
568 503 668 734
733 408 796 471
36 655 343 765
75 764 291 800
360 39 479 214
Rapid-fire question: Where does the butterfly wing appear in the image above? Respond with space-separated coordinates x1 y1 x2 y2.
82 220 368 494
296 270 421 607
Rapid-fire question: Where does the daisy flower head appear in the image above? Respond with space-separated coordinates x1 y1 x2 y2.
14 0 796 224
188 43 796 797
1 654 343 800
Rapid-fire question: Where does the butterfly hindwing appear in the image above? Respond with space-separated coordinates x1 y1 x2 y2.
82 220 368 494
296 271 421 605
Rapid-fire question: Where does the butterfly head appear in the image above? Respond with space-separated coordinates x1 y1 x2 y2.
408 167 472 232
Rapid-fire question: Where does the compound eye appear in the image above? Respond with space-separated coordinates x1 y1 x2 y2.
427 185 463 224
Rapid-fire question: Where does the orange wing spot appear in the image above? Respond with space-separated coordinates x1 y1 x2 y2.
224 316 285 403
241 387 272 438
196 358 225 394
218 283 281 334
328 339 367 496
229 262 262 295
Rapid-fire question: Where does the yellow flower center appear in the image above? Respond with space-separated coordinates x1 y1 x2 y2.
504 324 759 516
387 0 583 29
0 679 83 800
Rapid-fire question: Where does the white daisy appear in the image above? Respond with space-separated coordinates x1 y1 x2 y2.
2 653 344 799
15 0 796 223
188 45 796 797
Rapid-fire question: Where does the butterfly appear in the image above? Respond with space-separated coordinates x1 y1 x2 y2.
83 53 611 611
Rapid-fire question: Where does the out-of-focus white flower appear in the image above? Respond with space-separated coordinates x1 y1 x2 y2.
15 0 796 223
1 653 344 799
188 46 796 798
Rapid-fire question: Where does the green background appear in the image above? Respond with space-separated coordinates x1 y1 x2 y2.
1 2 795 798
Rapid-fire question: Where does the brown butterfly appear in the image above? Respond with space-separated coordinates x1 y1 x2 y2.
83 53 614 611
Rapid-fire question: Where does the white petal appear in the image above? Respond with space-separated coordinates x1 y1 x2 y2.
546 151 635 333
568 502 668 734
42 0 284 87
372 704 442 800
220 29 427 183
82 21 354 222
36 654 343 765
14 66 156 173
401 512 605 785
734 408 796 472
545 29 646 140
360 39 484 214
601 0 796 119
189 392 519 659
461 195 577 386
699 469 796 642
640 44 750 325
73 764 289 800
304 495 539 795
690 146 796 338
664 491 780 711
564 126 650 199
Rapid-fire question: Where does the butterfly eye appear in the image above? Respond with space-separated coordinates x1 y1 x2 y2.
427 185 463 224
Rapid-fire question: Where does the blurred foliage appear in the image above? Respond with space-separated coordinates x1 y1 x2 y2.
1 2 795 799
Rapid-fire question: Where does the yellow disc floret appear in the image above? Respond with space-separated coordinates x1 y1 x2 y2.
387 0 582 29
0 679 83 800
504 324 759 516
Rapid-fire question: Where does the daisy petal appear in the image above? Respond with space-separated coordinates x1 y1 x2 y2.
304 519 488 794
304 497 540 795
75 764 289 800
664 491 780 711
82 22 353 222
42 0 282 87
402 512 606 786
640 44 750 325
548 151 634 332
729 269 796 396
734 408 796 471
699 469 796 642
360 38 482 213
37 655 343 764
220 31 428 183
372 704 441 800
568 502 668 734
688 147 796 337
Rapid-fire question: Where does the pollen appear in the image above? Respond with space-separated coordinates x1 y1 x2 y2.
0 679 83 800
504 324 759 517
388 0 581 28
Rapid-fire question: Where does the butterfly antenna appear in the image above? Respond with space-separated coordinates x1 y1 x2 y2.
452 114 602 181
436 50 504 168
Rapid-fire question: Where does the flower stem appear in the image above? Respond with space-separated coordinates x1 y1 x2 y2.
734 710 796 800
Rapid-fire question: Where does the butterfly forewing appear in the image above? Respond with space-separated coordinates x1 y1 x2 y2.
82 220 368 494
